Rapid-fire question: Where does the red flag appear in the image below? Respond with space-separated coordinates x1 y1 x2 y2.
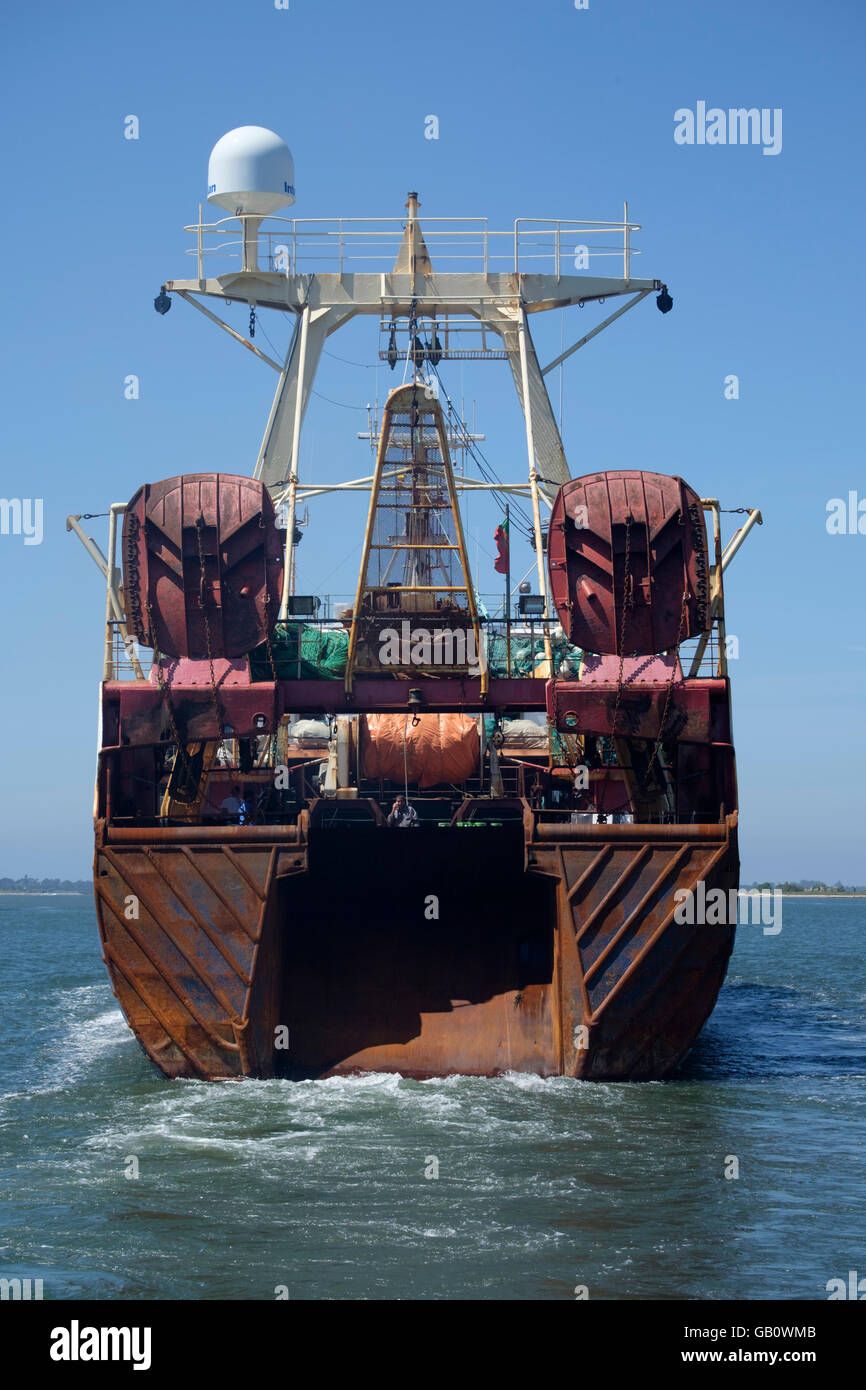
493 519 510 574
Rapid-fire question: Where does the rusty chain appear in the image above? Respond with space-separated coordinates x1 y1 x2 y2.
146 597 195 786
648 584 690 778
611 513 632 739
195 515 227 744
597 513 633 813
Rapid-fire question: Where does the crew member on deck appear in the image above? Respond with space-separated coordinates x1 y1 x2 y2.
221 785 248 824
388 795 418 828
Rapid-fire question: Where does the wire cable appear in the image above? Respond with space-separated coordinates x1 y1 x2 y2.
311 390 369 411
427 361 536 540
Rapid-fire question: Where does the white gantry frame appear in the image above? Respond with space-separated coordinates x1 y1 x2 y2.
160 195 666 618
69 200 766 698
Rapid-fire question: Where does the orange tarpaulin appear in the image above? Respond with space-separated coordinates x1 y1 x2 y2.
361 713 479 788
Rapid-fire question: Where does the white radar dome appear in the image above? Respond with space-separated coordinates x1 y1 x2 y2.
207 126 295 215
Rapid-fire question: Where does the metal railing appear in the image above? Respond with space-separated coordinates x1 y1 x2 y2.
106 615 725 686
107 616 725 686
110 622 151 682
254 614 572 682
679 628 725 680
311 593 556 621
182 212 643 280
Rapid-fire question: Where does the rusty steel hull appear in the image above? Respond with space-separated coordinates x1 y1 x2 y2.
94 812 738 1082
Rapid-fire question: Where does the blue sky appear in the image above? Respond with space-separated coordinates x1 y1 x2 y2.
1 0 864 880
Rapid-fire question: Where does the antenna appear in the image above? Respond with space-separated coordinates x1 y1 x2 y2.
207 126 295 272
207 126 295 215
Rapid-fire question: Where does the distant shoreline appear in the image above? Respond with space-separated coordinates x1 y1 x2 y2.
5 890 864 895
2 889 864 900
775 893 866 899
3 884 865 901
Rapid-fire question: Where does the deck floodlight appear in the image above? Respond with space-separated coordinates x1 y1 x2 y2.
656 286 673 314
518 594 545 617
286 595 319 617
154 289 172 315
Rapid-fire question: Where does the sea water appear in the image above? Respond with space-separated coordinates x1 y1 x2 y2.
1 895 863 1300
